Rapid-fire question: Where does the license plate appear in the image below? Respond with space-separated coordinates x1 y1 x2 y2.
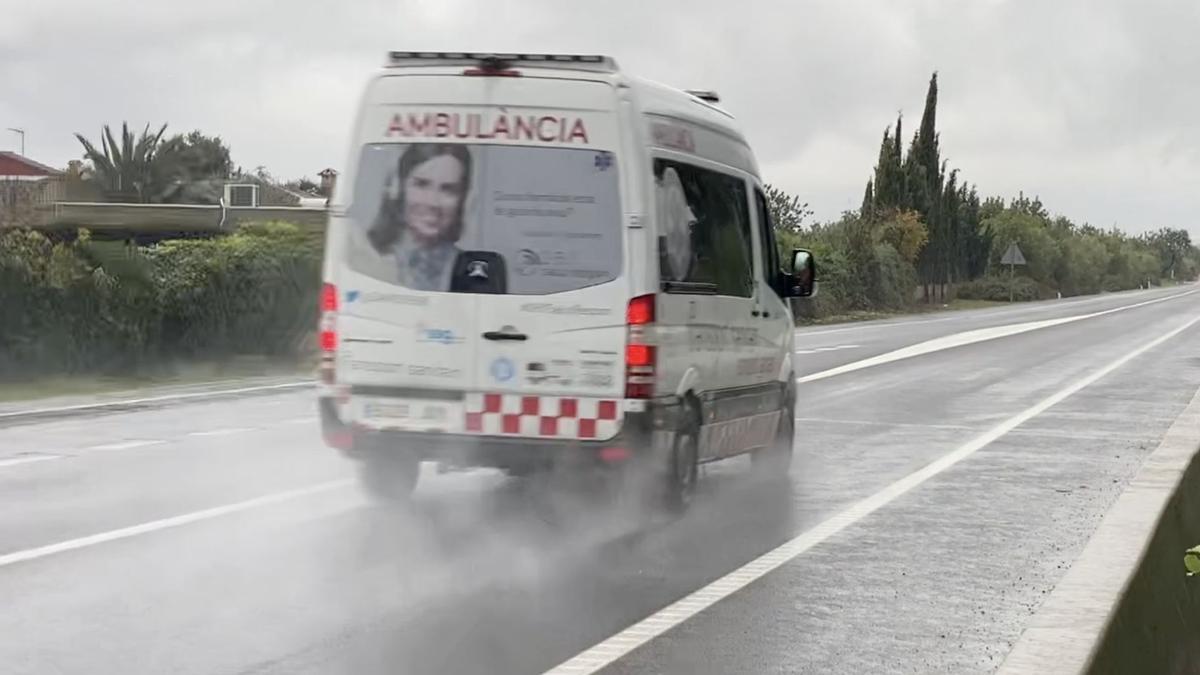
360 399 459 431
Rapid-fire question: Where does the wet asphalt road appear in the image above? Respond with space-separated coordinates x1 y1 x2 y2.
1 286 1198 675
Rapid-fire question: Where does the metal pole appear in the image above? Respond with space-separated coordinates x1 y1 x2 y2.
1009 251 1015 303
6 128 24 155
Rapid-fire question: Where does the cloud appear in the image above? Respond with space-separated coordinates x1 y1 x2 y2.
1 0 1194 236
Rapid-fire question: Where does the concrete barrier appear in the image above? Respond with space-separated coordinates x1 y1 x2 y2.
29 202 327 237
998 387 1200 674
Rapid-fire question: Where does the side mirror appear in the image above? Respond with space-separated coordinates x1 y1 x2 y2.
786 248 817 298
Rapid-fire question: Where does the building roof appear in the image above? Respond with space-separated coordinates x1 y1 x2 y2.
0 151 62 176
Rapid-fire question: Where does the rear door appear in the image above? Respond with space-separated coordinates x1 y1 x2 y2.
337 74 628 439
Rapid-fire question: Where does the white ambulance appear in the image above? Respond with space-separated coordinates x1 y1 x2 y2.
318 52 816 509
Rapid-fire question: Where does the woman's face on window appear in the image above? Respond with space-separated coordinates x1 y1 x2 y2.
403 154 466 244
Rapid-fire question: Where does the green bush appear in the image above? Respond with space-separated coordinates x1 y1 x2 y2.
956 274 1041 302
866 243 917 309
0 222 319 380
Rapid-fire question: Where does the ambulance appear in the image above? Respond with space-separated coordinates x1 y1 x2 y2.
317 52 817 509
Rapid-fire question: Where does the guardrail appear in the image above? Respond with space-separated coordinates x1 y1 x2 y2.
25 202 328 236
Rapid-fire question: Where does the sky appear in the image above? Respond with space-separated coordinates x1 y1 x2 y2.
1 0 1196 237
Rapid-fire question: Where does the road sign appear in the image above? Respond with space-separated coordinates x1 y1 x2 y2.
1001 243 1027 266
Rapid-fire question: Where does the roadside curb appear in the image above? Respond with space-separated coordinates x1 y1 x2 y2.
0 380 315 425
997 385 1200 674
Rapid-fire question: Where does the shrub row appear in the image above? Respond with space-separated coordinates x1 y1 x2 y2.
0 222 321 380
955 275 1043 302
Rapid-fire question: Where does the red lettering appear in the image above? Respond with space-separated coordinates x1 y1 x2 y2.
453 113 471 139
515 116 535 140
567 118 588 144
492 115 510 139
386 114 405 136
389 111 590 143
435 113 451 137
406 113 431 135
537 116 557 142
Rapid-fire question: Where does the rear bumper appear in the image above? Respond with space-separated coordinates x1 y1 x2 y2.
318 396 681 472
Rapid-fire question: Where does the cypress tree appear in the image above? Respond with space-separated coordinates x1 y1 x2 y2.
861 179 875 217
908 73 946 294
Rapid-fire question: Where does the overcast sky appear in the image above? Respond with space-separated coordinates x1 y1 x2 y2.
2 0 1196 236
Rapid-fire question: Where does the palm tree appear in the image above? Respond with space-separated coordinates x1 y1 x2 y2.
74 122 168 203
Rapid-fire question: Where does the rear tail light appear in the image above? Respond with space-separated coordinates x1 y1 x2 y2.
319 282 338 353
625 294 657 399
319 282 337 383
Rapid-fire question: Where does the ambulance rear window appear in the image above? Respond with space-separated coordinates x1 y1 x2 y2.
343 143 622 295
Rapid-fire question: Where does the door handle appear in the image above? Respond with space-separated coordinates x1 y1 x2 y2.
483 331 528 341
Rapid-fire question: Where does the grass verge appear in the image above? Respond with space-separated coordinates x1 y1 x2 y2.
801 298 1010 326
0 354 316 404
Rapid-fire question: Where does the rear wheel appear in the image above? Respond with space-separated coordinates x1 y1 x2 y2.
662 401 700 513
754 384 795 479
359 453 420 503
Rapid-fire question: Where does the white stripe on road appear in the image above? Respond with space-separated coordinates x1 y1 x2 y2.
795 315 960 337
0 479 354 569
797 289 1196 384
0 380 312 421
794 417 975 432
794 344 860 355
187 427 254 437
544 312 1200 675
792 287 1186 338
88 440 165 451
0 455 65 470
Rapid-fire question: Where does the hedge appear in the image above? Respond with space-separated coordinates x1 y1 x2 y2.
0 222 320 380
955 274 1043 302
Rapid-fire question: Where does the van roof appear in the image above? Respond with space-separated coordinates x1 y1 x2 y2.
380 52 741 132
376 52 753 173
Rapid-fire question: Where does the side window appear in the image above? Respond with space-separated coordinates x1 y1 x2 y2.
653 158 754 298
754 188 782 292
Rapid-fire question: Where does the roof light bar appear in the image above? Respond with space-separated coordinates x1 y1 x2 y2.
386 51 616 71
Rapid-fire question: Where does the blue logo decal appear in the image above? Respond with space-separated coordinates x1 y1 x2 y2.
490 357 515 382
594 151 613 171
345 290 360 303
419 328 461 345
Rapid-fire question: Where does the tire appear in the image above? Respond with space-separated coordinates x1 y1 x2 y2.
359 452 420 503
754 384 795 479
662 401 700 514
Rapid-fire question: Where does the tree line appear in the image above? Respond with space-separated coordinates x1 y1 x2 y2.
768 73 1200 315
72 123 328 204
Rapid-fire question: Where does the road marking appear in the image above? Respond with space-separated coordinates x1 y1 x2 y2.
795 315 961 337
794 417 974 431
0 380 313 422
794 344 860 355
88 439 165 451
0 479 354 569
0 455 65 470
187 427 254 437
545 312 1200 675
797 290 1196 384
791 287 1186 338
281 416 318 425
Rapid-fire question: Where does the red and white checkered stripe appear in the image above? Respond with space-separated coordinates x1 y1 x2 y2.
464 393 622 440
